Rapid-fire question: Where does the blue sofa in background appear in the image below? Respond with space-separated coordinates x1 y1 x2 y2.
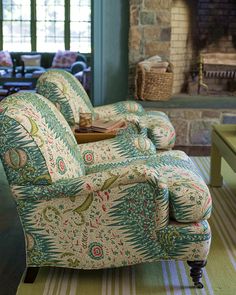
0 51 90 76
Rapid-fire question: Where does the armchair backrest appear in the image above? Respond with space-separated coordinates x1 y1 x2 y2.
0 92 85 186
36 70 95 126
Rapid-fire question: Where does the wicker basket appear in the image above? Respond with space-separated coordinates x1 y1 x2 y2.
134 63 174 101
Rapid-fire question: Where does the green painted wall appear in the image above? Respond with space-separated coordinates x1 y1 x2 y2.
92 0 129 106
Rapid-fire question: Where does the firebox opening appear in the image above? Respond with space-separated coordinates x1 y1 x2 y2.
170 0 236 96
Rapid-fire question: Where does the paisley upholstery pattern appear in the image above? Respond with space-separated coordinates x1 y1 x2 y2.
0 93 212 271
36 70 176 149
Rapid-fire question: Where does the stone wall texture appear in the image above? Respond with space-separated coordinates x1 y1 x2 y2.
129 0 236 96
129 0 172 95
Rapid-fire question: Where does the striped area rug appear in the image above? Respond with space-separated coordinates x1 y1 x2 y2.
17 157 236 295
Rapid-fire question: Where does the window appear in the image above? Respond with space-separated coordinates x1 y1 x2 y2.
0 0 91 52
70 0 91 52
36 0 65 52
2 0 31 51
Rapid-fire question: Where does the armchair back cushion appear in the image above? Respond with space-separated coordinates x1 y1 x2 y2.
0 93 85 185
36 70 95 126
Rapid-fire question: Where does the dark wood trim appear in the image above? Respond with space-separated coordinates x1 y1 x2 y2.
64 0 70 50
0 1 3 50
24 267 39 284
31 0 37 51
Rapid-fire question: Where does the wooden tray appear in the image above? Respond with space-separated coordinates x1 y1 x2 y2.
74 130 117 144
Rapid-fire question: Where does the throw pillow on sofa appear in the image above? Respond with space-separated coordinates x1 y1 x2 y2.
0 50 13 67
21 54 41 66
52 50 77 68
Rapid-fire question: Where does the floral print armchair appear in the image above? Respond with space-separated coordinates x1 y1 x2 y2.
36 70 176 150
0 93 211 289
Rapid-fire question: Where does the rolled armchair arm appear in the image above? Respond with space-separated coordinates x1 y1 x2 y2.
71 61 87 75
12 163 165 200
12 163 169 233
79 134 156 166
94 100 145 118
84 156 150 174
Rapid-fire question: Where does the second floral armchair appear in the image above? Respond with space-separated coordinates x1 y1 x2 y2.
36 69 176 150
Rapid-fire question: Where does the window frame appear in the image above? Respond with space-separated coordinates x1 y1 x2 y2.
0 0 91 52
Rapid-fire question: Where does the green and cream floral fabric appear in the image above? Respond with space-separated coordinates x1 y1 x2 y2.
36 70 95 126
79 150 212 223
0 93 157 185
79 133 156 166
36 70 176 150
138 111 176 149
0 93 212 270
11 152 212 269
0 92 85 184
94 100 145 117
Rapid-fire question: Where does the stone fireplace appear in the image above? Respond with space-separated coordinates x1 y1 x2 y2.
129 0 236 146
129 0 236 95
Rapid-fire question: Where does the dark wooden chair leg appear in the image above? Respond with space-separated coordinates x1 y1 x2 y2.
187 260 207 289
24 267 39 283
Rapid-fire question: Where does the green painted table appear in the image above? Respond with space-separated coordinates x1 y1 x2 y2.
210 124 236 187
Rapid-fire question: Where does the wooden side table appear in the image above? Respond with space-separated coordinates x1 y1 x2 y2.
74 130 117 144
210 124 236 187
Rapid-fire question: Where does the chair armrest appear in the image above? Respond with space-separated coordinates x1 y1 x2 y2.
79 134 156 166
71 61 87 74
11 163 166 200
84 156 151 174
94 101 145 118
76 53 87 63
12 163 169 231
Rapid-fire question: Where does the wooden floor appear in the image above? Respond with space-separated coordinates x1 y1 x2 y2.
0 146 211 295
